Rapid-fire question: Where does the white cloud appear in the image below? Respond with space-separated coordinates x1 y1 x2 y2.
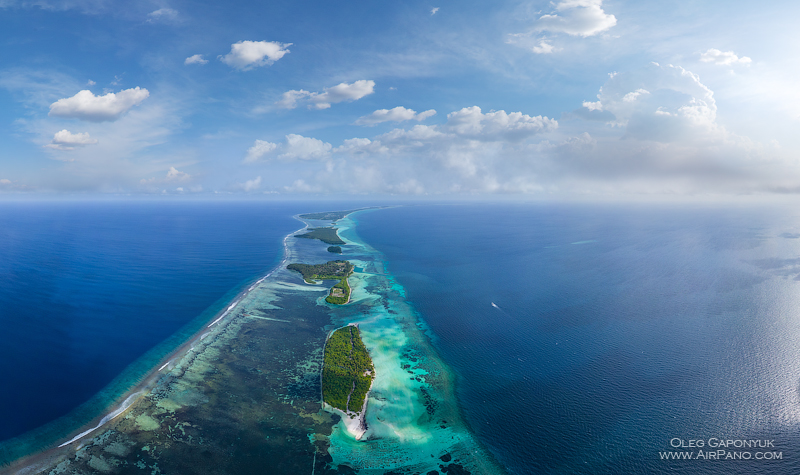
535 0 617 37
165 166 190 182
699 48 752 66
431 7 439 15
345 107 556 179
147 7 178 23
443 106 557 141
45 129 98 150
622 88 650 102
242 106 564 195
543 62 800 195
355 106 436 126
184 54 208 65
583 100 603 111
87 80 96 86
531 39 555 54
333 137 388 155
219 40 291 70
277 80 375 109
243 134 332 162
275 89 310 109
244 139 278 163
48 87 150 122
280 134 332 159
584 63 720 142
0 179 12 186
237 176 262 192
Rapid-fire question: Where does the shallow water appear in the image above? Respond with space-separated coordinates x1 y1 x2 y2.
3 205 502 474
356 203 800 474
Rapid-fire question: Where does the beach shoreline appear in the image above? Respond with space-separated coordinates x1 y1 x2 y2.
319 323 373 441
0 220 308 475
2 207 509 475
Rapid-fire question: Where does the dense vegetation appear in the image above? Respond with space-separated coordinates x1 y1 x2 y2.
286 260 353 283
287 260 354 304
322 325 374 413
299 210 361 221
327 246 342 254
294 227 346 245
325 277 351 305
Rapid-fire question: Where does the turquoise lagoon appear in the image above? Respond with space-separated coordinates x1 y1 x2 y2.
2 206 504 474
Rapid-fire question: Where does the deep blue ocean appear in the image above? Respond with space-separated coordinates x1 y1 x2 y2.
5 201 800 474
0 201 317 445
356 203 800 474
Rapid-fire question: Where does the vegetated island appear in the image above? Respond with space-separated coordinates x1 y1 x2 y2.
287 260 354 304
299 210 362 221
294 227 346 245
327 246 342 254
322 324 374 439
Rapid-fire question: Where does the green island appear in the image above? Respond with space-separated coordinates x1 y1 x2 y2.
286 260 354 304
327 245 342 254
299 210 361 221
294 227 346 245
322 325 374 414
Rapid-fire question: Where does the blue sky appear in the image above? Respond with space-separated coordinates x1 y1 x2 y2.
1 0 798 197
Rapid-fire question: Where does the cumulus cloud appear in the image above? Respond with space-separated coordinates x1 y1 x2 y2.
276 80 375 110
344 106 556 181
243 106 555 191
48 87 149 122
236 176 262 192
622 88 650 102
542 62 800 195
275 89 310 109
184 54 208 65
583 100 603 111
45 129 98 150
355 106 436 126
219 41 291 70
431 7 439 15
281 134 332 159
147 7 178 23
535 0 617 37
442 106 557 141
244 139 278 163
165 166 190 182
581 62 720 143
333 137 388 155
243 134 332 162
700 48 752 66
